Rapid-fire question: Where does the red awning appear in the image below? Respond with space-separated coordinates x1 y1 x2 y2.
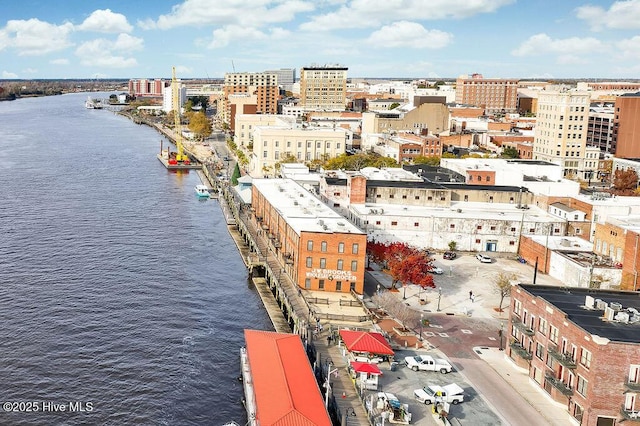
350 361 383 375
339 330 394 355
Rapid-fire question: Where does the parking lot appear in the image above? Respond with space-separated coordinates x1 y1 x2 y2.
362 348 502 425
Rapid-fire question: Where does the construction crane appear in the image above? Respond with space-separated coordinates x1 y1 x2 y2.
169 66 189 165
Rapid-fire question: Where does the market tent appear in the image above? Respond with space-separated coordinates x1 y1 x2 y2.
350 361 383 375
339 330 394 356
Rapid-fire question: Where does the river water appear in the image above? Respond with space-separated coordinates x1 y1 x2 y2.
0 92 272 425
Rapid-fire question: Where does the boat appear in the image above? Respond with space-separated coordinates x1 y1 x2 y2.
195 184 210 198
85 96 103 109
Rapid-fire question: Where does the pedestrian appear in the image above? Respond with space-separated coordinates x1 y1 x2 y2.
469 290 473 300
327 335 332 345
471 294 475 303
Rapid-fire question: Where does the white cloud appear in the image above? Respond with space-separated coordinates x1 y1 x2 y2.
50 58 69 65
576 0 640 31
207 25 290 48
0 19 74 55
511 33 606 57
367 21 452 49
75 34 143 68
76 9 133 33
2 71 18 78
150 0 314 30
23 68 38 74
301 0 514 31
616 35 640 58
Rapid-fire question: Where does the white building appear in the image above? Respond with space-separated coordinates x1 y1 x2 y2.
162 82 187 113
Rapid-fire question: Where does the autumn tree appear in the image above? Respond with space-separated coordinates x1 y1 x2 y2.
367 241 388 266
188 111 212 142
611 169 638 195
494 272 517 312
384 243 435 290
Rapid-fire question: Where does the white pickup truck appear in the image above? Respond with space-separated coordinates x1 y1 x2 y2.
414 383 465 405
404 355 453 373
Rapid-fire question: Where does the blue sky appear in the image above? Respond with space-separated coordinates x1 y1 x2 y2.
1 0 640 80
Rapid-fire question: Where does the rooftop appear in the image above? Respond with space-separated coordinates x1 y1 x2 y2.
520 285 640 344
253 178 364 236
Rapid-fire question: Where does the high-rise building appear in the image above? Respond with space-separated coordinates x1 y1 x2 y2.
222 72 279 126
613 92 640 159
264 68 296 91
533 91 598 179
587 104 615 154
128 78 168 97
299 66 348 111
455 73 518 113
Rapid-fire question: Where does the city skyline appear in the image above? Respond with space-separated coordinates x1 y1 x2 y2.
1 0 640 80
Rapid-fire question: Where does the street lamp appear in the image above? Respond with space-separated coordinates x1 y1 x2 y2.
499 322 505 351
419 313 424 341
437 287 442 312
324 358 338 408
403 283 407 300
376 284 380 294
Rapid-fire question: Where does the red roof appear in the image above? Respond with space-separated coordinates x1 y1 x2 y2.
244 330 331 426
350 361 383 375
339 330 394 355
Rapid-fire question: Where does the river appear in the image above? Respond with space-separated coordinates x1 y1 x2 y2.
0 92 272 425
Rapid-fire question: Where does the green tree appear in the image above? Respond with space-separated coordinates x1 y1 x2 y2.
187 111 212 141
389 102 400 110
501 147 519 159
413 156 440 166
231 163 241 185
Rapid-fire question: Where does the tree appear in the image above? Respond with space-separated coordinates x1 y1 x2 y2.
494 272 517 312
448 241 457 251
187 110 212 141
412 156 440 166
612 169 638 195
389 102 400 110
501 147 519 159
230 163 241 185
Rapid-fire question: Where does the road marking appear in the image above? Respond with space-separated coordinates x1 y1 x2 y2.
429 324 443 329
461 329 472 334
438 332 449 337
487 337 496 341
424 332 436 337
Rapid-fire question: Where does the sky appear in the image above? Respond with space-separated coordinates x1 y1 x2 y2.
1 0 640 80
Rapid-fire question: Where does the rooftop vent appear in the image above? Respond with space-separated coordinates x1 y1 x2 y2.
594 299 607 310
615 311 630 323
610 302 623 311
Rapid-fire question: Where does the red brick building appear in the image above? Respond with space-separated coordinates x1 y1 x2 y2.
509 284 640 426
251 178 367 294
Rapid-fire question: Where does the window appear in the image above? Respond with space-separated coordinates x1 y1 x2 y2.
320 258 326 268
630 365 640 384
321 241 327 252
305 278 311 289
351 260 358 271
307 240 313 251
580 348 592 369
475 239 481 244
350 282 356 291
352 243 359 254
450 224 455 229
550 326 558 344
477 225 482 230
513 299 522 316
338 242 344 253
318 279 325 290
414 222 419 227
490 226 496 231
576 375 588 397
335 281 342 291
536 343 544 360
306 257 312 268
391 221 397 226
538 318 547 335
337 260 343 270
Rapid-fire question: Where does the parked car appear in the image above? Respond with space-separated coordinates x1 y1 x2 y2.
443 251 457 260
476 253 493 263
427 266 444 275
404 355 453 373
414 383 465 405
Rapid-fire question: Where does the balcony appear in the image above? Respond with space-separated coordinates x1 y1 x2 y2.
509 341 532 360
625 381 640 392
547 344 577 369
512 319 535 336
620 406 640 421
544 374 574 396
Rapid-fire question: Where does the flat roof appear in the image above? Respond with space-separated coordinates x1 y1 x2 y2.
520 285 640 344
253 178 364 235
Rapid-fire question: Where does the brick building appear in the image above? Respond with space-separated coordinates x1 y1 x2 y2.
454 74 519 113
508 284 640 426
614 93 640 159
251 178 366 293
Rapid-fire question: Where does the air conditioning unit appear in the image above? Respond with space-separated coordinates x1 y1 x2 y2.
584 295 595 309
604 306 616 321
615 311 630 323
610 302 623 311
595 299 607 310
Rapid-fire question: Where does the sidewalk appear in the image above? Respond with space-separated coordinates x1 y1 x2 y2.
475 346 574 425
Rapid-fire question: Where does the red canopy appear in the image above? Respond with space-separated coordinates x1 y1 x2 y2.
350 361 383 375
339 330 394 355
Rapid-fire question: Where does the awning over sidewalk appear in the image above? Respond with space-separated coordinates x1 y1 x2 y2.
339 330 394 355
350 361 383 375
